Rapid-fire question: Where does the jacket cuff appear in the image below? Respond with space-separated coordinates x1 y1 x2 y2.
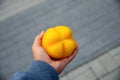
26 61 59 80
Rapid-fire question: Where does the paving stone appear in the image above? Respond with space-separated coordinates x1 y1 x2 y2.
60 75 70 80
108 46 120 66
98 54 118 72
74 69 97 80
113 54 120 66
100 67 120 80
88 59 107 78
67 64 89 79
108 46 120 57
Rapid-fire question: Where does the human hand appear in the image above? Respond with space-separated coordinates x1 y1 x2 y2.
32 31 78 74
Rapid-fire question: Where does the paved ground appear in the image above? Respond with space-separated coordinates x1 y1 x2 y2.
0 0 120 80
60 46 120 80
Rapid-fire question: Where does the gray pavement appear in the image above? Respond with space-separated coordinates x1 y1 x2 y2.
0 0 120 80
60 46 120 80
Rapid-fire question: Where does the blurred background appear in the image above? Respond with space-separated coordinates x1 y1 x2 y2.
0 0 120 80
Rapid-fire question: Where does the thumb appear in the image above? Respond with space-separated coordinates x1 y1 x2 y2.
33 31 44 48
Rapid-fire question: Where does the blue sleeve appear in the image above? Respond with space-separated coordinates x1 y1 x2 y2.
10 61 59 80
